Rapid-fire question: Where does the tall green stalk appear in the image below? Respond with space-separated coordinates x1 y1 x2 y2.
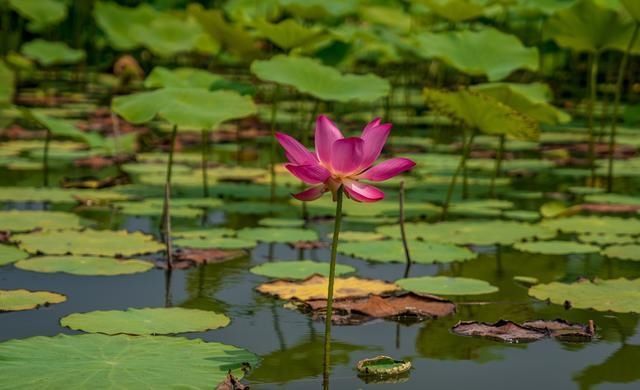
607 23 640 192
489 135 505 197
269 86 281 203
42 129 51 187
441 130 476 220
201 129 210 198
587 52 600 186
322 186 344 389
160 125 178 233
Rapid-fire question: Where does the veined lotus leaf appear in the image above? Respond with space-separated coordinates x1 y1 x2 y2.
250 55 390 103
257 275 399 301
376 221 556 245
112 88 256 129
258 218 305 228
8 0 67 32
0 245 29 266
253 19 326 50
0 289 66 311
13 229 164 257
622 0 640 21
334 231 387 242
543 0 634 53
144 66 223 89
541 216 640 235
601 244 640 261
584 193 640 206
470 83 571 125
0 60 14 106
94 1 157 50
250 260 355 280
513 240 600 255
0 334 257 387
15 256 153 276
174 237 256 250
26 109 103 147
529 278 640 313
236 227 318 243
338 240 476 264
396 276 499 296
21 39 85 66
0 210 83 232
418 0 486 22
423 88 539 140
61 307 229 335
174 228 236 240
413 28 539 81
578 233 636 245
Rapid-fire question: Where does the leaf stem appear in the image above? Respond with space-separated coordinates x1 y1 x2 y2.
587 52 600 186
441 129 476 220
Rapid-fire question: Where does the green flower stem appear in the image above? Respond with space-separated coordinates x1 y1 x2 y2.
322 186 344 387
162 182 173 269
489 134 505 197
269 86 281 203
201 129 210 198
441 129 476 220
42 129 51 187
587 52 600 186
608 22 640 192
160 125 178 236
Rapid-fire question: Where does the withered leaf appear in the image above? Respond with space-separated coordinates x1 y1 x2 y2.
256 275 399 301
215 372 249 390
291 240 327 250
452 320 547 343
174 248 246 265
522 319 595 341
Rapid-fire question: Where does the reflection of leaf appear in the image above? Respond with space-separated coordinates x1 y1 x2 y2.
21 39 85 66
257 275 399 301
574 344 640 389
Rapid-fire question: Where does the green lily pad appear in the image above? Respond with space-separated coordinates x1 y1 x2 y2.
0 187 77 203
0 60 14 106
377 220 555 246
13 229 164 257
339 240 476 264
0 334 257 387
254 18 326 50
0 289 66 311
601 245 640 261
421 0 485 22
578 233 636 245
413 28 538 81
541 216 640 235
250 260 355 280
396 276 499 296
250 55 390 103
114 199 204 218
258 218 305 228
15 256 153 276
21 39 85 66
529 278 640 313
237 227 318 243
0 244 29 266
513 241 600 255
8 0 67 32
174 237 256 250
503 210 541 222
174 228 235 240
0 210 83 232
61 307 230 335
584 194 640 206
514 276 539 285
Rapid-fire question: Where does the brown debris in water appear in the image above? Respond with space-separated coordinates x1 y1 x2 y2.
452 319 595 343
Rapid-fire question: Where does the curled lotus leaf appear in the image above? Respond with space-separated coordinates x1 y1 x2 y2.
61 307 230 335
257 275 399 301
250 260 355 280
0 210 83 232
15 256 153 276
0 289 66 311
452 320 546 343
529 278 640 313
356 355 412 377
0 244 29 266
12 229 164 257
513 241 600 255
338 240 476 264
601 245 640 261
541 216 640 235
396 276 499 296
0 334 258 387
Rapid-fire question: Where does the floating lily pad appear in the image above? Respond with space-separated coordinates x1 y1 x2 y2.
61 307 230 335
0 334 257 387
377 221 555 246
529 278 640 313
173 228 235 240
257 275 399 301
356 355 411 377
237 227 318 243
250 260 354 280
15 256 153 276
174 237 257 250
0 187 76 203
513 241 600 255
0 244 29 266
0 289 66 311
335 231 387 242
0 210 83 232
13 229 164 257
541 216 640 235
339 240 476 264
503 210 540 222
578 233 635 245
601 245 640 261
584 194 640 206
396 276 499 296
258 218 305 228
114 199 203 218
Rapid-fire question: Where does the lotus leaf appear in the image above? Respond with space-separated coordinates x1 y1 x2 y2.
541 216 640 235
396 276 499 296
236 227 318 243
578 233 636 245
423 88 539 140
0 60 14 106
419 0 486 22
115 199 203 218
112 88 256 129
413 28 539 81
250 260 355 280
15 256 153 276
8 0 67 32
132 15 203 57
254 19 326 50
61 307 230 335
601 244 640 261
0 244 29 266
0 334 257 387
339 240 476 264
174 237 256 250
144 66 223 89
513 276 539 285
250 55 390 102
0 210 83 232
94 1 157 50
584 193 640 206
13 229 164 257
0 289 66 311
27 110 102 147
335 231 387 242
257 275 399 301
529 278 640 313
513 240 600 255
622 0 640 21
174 228 236 240
258 218 305 228
21 39 85 66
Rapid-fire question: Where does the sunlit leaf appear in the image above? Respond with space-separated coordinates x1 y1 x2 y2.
0 289 66 312
144 66 223 89
15 256 153 276
250 260 355 280
396 276 499 296
257 275 399 301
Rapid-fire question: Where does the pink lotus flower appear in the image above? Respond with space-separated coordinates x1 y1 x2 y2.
276 115 416 202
